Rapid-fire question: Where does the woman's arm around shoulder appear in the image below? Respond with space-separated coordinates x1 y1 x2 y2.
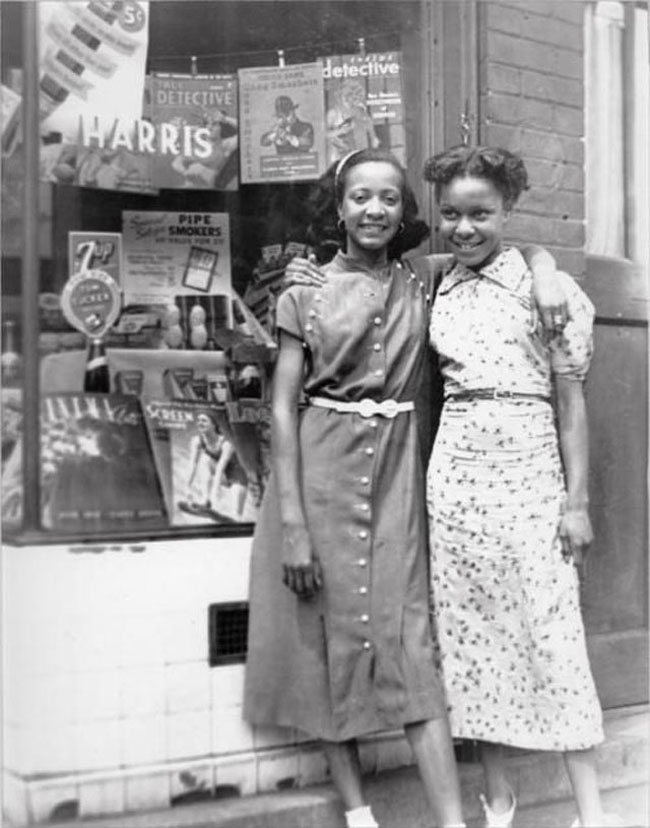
520 244 574 333
283 254 327 289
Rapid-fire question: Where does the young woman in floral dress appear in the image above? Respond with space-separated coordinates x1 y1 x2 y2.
425 144 620 828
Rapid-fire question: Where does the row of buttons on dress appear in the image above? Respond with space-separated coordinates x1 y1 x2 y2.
358 292 386 654
353 265 427 651
356 421 377 653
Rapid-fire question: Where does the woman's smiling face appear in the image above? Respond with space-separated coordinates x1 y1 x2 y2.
197 413 212 432
338 161 404 265
438 175 509 270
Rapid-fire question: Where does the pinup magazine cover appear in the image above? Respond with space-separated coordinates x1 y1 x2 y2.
143 398 271 527
150 72 239 191
144 400 245 526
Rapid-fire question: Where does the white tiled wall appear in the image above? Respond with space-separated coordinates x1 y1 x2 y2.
2 537 415 826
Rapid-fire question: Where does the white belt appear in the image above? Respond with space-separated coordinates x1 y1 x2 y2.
309 396 414 419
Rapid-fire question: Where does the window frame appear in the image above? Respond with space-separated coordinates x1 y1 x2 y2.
5 0 464 546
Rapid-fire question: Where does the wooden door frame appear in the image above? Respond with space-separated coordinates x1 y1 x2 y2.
582 254 649 708
412 0 479 251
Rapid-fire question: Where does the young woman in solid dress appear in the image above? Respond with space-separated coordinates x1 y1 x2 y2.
424 145 621 828
244 149 466 828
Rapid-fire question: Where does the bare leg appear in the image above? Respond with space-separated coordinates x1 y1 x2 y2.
481 741 514 814
564 748 605 826
405 718 465 827
233 482 247 517
322 739 367 811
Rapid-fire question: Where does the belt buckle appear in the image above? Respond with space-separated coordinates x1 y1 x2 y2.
492 389 511 400
380 399 399 418
358 399 379 418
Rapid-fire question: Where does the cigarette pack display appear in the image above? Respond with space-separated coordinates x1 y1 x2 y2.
244 241 307 333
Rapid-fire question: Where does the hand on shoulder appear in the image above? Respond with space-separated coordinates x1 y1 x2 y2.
283 254 327 290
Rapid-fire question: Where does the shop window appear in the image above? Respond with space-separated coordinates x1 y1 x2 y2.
1 1 435 543
585 1 649 267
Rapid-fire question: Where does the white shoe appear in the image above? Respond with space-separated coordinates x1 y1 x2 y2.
479 791 516 828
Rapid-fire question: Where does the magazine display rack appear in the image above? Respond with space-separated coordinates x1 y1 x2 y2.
2 348 273 541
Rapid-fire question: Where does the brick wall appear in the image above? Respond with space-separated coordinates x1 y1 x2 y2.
479 0 586 276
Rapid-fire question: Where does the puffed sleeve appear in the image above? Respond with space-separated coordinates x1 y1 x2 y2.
549 272 595 380
275 287 304 341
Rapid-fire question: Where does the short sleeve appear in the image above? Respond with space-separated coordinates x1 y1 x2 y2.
549 272 595 381
275 288 304 341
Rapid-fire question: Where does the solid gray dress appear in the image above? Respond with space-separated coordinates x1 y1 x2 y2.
244 251 447 742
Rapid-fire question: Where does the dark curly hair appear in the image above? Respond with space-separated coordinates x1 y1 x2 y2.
305 149 430 263
423 145 529 209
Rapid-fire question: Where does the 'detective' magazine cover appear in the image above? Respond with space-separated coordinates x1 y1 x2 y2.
321 51 406 167
150 72 239 191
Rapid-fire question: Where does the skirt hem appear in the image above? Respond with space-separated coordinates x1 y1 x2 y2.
244 692 447 743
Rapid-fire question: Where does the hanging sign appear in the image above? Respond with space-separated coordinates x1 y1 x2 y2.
121 211 232 307
60 269 122 340
238 62 327 184
37 1 154 193
150 73 239 191
321 52 407 167
69 231 123 286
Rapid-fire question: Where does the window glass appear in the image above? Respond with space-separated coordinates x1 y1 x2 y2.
585 1 625 257
1 0 424 540
585 1 649 264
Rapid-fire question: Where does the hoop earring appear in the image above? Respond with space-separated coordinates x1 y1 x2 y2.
337 219 346 233
398 221 405 234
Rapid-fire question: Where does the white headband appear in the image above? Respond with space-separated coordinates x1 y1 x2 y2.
334 150 363 188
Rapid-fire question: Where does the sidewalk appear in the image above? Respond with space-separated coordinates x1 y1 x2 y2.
29 707 650 828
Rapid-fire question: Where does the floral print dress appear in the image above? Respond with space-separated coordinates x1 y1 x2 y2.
427 247 604 751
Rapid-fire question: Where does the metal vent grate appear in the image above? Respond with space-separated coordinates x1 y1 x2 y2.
208 602 249 666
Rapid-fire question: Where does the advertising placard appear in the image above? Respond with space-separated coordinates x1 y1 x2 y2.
68 231 123 284
239 62 326 183
37 1 155 193
122 211 231 307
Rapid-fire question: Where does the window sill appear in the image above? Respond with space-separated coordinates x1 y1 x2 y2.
1 522 254 548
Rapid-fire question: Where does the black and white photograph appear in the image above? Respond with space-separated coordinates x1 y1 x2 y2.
1 2 648 828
